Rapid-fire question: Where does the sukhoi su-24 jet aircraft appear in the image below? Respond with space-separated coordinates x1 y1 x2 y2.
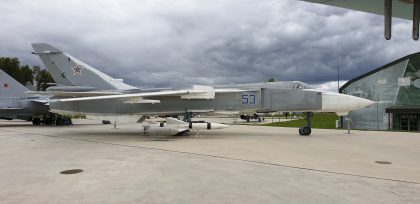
31 43 374 136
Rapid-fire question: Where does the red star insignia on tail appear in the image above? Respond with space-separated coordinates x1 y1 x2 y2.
72 64 83 76
2 82 9 90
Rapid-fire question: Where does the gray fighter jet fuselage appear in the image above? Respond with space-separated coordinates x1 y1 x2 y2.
49 82 372 124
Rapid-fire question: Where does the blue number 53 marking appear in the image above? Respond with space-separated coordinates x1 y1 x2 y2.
242 94 256 104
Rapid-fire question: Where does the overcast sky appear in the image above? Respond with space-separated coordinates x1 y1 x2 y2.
1 0 420 91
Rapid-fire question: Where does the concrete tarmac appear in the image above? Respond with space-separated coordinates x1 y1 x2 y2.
1 119 420 204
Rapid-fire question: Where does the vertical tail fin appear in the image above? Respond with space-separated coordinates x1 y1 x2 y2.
31 43 136 91
0 69 29 98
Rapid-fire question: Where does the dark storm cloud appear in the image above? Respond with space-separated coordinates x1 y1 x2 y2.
1 0 419 91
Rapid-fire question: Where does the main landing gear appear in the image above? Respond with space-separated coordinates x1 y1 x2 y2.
32 114 72 126
298 112 313 136
183 111 200 122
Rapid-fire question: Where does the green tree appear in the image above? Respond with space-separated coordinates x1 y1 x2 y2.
268 78 275 82
20 65 34 85
0 57 37 86
32 65 41 73
0 57 21 81
0 57 55 90
34 69 54 91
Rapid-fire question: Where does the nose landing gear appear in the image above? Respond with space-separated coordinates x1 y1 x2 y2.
299 112 313 136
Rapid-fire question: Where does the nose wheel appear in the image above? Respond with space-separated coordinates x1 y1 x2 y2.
299 112 313 136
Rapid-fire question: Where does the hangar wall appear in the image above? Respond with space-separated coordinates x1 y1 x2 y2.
340 52 420 131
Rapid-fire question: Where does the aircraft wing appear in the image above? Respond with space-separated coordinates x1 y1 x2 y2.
26 91 122 97
53 86 257 104
53 85 216 103
215 88 258 93
53 90 186 103
301 0 411 19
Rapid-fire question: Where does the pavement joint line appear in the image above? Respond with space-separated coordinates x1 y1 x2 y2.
4 129 419 185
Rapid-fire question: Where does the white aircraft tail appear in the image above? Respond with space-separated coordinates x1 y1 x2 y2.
31 43 136 91
0 69 28 98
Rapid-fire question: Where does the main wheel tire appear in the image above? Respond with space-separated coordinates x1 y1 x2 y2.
302 127 311 136
299 127 304 135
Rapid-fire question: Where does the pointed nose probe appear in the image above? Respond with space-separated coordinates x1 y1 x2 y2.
354 96 376 110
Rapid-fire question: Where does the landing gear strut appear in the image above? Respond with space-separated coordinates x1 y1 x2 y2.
299 112 313 136
183 111 200 122
183 112 193 122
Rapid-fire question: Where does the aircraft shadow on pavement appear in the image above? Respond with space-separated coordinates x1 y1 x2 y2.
0 123 36 128
55 128 224 141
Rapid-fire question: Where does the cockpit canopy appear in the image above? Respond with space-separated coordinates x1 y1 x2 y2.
288 81 314 89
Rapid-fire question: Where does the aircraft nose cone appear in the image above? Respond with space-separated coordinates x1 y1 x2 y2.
321 92 375 113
